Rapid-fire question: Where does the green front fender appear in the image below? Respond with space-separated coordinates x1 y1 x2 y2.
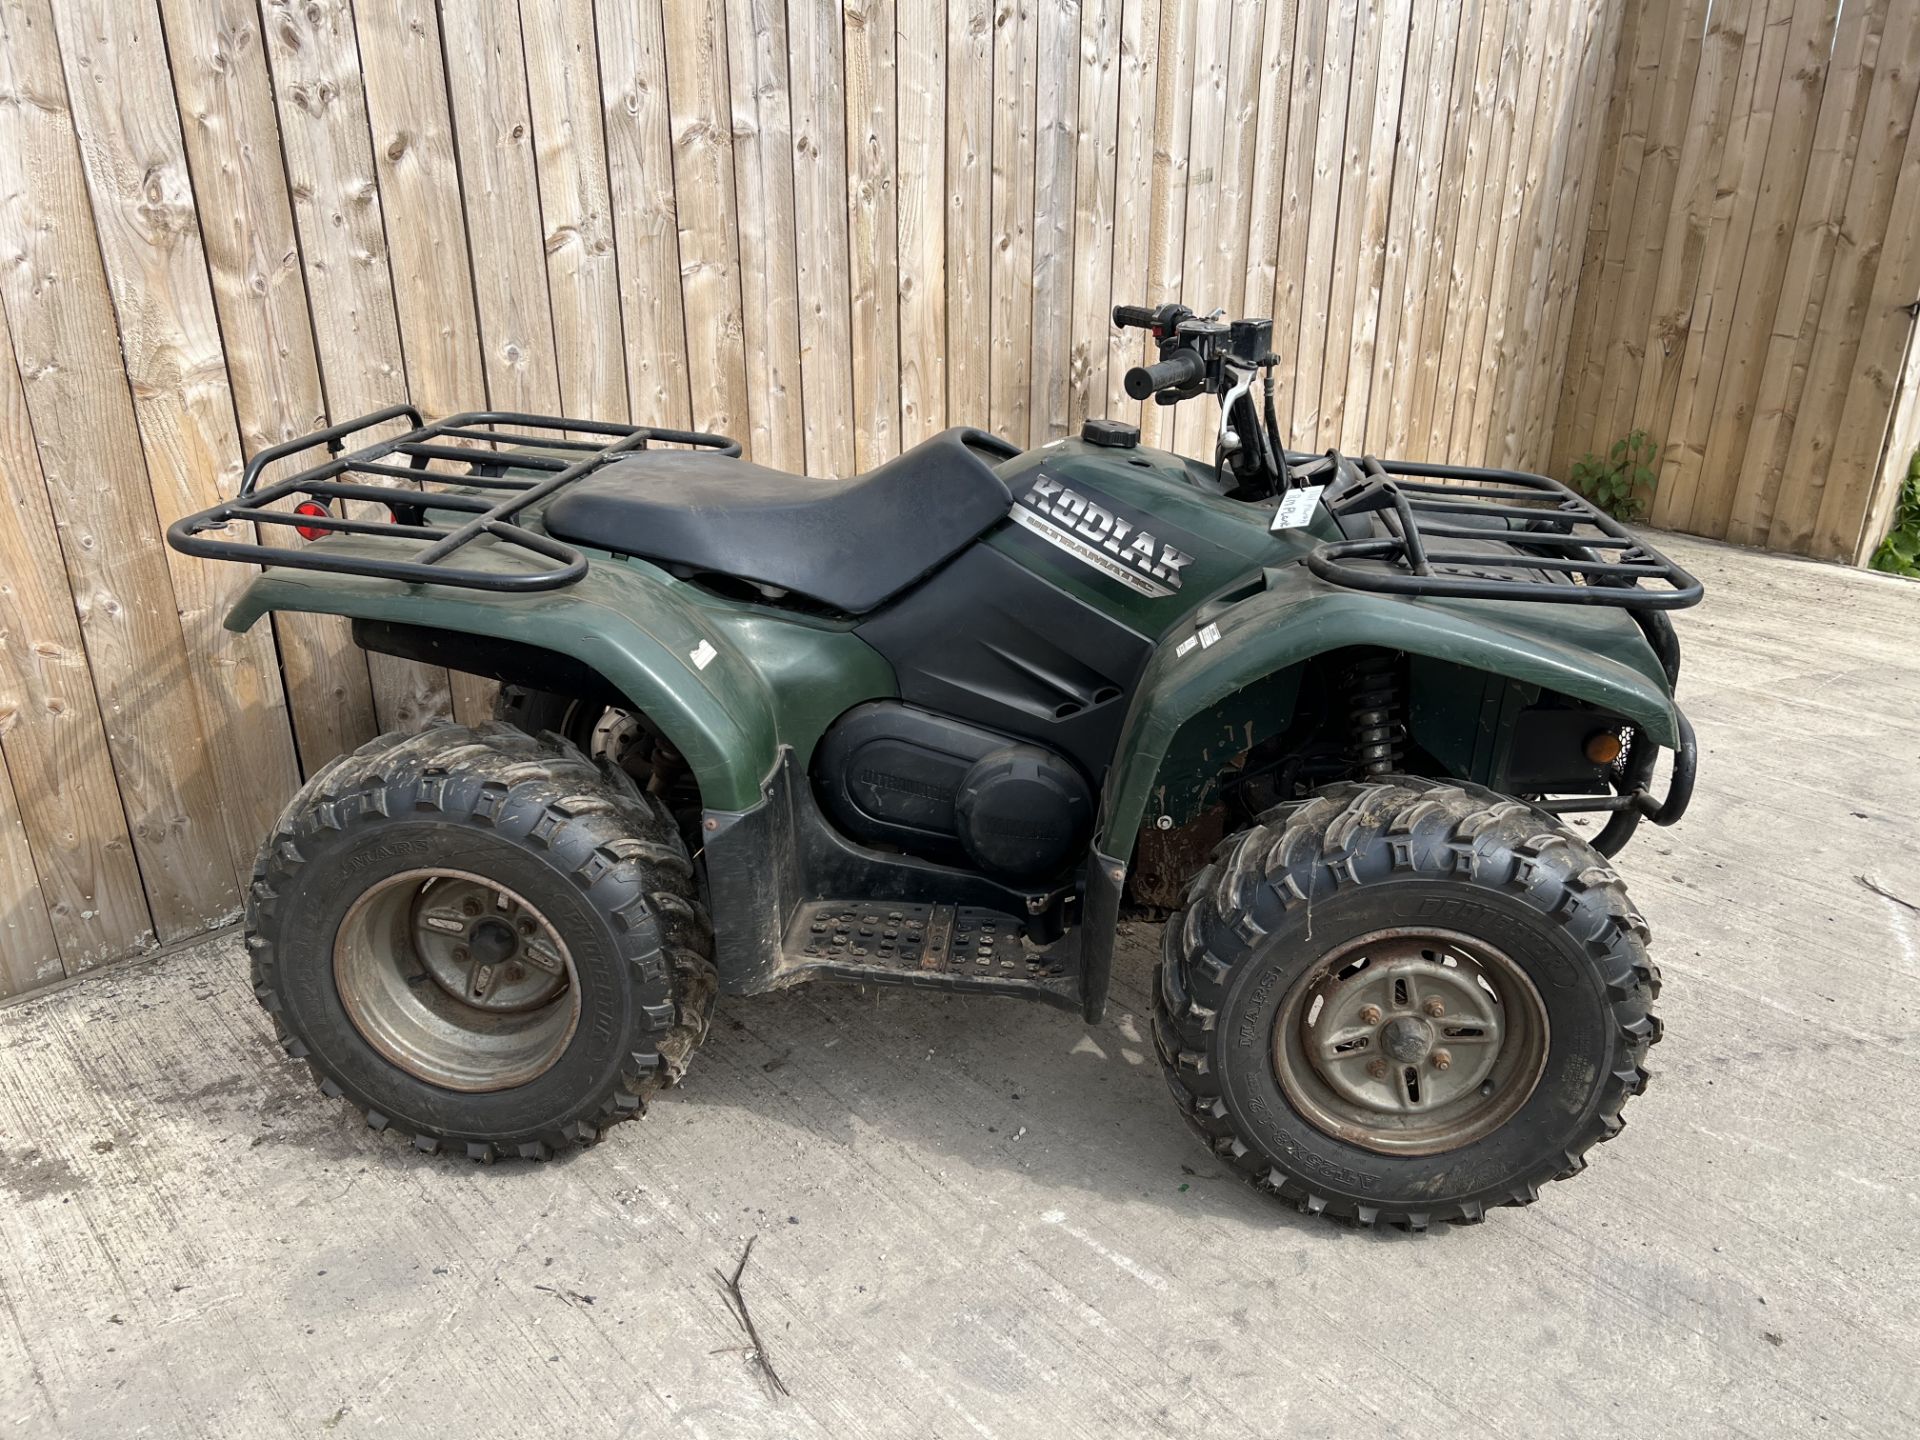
226 553 895 812
1097 580 1681 859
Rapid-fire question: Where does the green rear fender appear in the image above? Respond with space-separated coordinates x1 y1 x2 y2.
226 557 895 813
1099 585 1681 861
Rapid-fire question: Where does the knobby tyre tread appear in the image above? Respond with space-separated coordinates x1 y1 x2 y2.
248 721 716 1161
1152 775 1661 1230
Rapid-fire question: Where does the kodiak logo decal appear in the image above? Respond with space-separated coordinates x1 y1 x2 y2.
1013 475 1193 597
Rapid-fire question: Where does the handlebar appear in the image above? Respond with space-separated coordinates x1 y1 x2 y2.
1123 349 1206 400
1112 304 1159 330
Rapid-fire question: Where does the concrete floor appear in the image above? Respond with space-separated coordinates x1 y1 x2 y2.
2 532 1917 1438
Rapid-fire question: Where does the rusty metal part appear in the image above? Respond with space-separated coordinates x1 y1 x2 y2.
1125 806 1227 911
1271 928 1549 1156
334 868 580 1092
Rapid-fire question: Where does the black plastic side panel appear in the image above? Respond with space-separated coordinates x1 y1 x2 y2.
811 701 1002 858
704 749 1068 996
352 618 631 710
853 543 1154 781
1078 850 1125 1023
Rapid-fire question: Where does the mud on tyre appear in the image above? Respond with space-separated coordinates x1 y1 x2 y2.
249 722 716 1159
1153 776 1661 1229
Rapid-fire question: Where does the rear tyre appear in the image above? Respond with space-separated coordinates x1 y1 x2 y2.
1153 776 1660 1230
249 722 716 1159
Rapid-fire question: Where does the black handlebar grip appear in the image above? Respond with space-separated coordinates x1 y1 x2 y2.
1111 304 1158 329
1123 349 1206 400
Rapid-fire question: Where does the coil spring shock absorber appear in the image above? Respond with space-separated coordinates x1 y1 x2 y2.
1348 654 1405 776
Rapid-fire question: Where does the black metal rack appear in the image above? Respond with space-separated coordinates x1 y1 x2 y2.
1297 452 1704 613
168 406 741 592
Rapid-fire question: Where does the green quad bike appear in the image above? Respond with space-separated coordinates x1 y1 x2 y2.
171 303 1701 1230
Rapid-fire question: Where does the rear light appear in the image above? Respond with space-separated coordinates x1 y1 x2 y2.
293 499 332 542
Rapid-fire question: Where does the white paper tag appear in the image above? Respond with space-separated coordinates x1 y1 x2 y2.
1174 635 1199 658
689 639 717 670
1270 484 1325 531
1198 622 1222 649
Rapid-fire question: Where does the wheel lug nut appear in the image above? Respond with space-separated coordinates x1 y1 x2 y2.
1424 998 1445 1018
1432 1049 1452 1071
461 898 481 917
518 919 536 936
1366 1058 1388 1080
452 945 469 963
1359 1005 1382 1025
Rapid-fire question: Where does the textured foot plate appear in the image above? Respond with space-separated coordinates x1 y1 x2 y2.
785 900 1076 1003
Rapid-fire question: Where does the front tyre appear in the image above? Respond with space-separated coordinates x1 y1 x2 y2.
249 722 716 1160
1154 778 1660 1229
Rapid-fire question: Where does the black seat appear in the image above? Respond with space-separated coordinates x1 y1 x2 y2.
542 427 1014 614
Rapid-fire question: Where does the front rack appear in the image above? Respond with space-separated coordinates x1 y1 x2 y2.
168 406 741 593
1298 452 1704 613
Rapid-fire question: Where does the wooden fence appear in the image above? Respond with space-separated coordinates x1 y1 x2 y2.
1551 0 1920 562
0 0 1904 998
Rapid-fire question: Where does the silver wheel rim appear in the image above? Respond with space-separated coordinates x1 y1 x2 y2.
1272 928 1550 1156
333 868 580 1092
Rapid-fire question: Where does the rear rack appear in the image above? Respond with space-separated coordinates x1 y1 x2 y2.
168 406 740 592
1297 452 1704 613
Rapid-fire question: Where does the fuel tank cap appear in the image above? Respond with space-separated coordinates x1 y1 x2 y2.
1081 418 1140 449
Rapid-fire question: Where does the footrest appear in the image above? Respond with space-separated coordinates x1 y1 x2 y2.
785 901 1078 1008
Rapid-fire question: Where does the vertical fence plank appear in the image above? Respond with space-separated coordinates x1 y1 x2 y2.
1549 0 1652 480
157 0 377 770
1376 0 1463 454
660 0 750 444
895 0 947 443
790 0 855 471
1725 0 1885 546
1333 0 1412 452
52 0 304 870
1239 0 1294 366
1268 0 1326 431
1141 0 1194 449
1655 0 1795 528
1169 0 1228 458
1411 0 1502 458
1453 0 1545 460
260 0 454 734
1028 0 1080 444
1529 0 1623 469
1688 0 1840 535
1486 0 1580 468
1767 1 1920 553
0 297 152 972
989 0 1038 444
440 0 564 414
356 0 487 418
1101 0 1160 422
719 0 801 462
1287 0 1355 446
720 0 801 462
846 0 903 467
521 0 629 423
1067 0 1120 430
946 0 994 429
1590 0 1707 467
1811 110 1920 559
354 0 497 723
0 0 241 937
600 0 695 434
0 753 59 997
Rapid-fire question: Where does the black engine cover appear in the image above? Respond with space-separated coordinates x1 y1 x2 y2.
813 702 1092 882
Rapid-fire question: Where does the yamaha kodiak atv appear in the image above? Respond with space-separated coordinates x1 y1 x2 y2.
171 302 1701 1229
